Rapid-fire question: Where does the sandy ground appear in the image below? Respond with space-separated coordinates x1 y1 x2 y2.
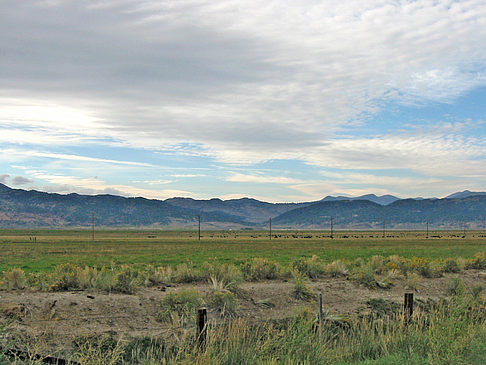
1 271 486 350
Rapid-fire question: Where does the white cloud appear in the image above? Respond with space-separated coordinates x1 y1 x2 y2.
1 1 486 200
226 173 304 184
29 172 193 199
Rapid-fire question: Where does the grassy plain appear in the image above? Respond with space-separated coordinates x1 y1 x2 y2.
1 229 486 273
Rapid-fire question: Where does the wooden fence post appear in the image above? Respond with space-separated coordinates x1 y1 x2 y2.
404 292 413 323
318 292 323 340
196 307 208 349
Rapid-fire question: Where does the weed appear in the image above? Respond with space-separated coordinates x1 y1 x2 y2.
2 268 26 290
352 265 377 289
49 263 80 291
113 266 140 294
443 258 461 273
406 272 421 291
291 255 326 279
159 288 204 326
240 258 282 281
291 271 315 301
465 252 486 270
326 259 349 277
207 289 238 317
174 263 202 283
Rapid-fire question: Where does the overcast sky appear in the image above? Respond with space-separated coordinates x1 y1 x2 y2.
1 0 486 202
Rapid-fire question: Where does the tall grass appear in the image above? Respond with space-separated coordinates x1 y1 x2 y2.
61 280 486 364
2 253 486 293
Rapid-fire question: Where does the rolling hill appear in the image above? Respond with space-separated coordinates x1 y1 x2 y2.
1 183 486 229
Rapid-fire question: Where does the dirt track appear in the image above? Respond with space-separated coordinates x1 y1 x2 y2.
1 271 485 349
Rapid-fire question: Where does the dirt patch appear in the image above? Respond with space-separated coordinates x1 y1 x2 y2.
1 271 485 350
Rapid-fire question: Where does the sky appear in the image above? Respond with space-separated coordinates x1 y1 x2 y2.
1 0 486 203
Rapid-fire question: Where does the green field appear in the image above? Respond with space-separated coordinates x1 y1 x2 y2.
1 229 486 273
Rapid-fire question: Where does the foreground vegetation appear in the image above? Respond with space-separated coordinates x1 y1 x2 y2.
2 230 486 363
2 251 486 294
1 279 486 364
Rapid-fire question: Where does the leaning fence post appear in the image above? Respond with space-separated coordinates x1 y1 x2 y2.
318 292 323 340
196 307 208 349
404 292 414 323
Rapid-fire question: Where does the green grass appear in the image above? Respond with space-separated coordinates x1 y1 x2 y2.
0 229 486 273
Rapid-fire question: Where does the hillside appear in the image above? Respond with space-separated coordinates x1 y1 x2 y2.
165 197 311 223
0 184 248 228
1 183 486 228
272 196 486 229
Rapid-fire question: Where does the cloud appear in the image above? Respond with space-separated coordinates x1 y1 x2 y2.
28 171 193 199
0 174 9 183
1 1 486 201
1 0 485 159
0 148 153 167
226 173 304 184
11 176 33 185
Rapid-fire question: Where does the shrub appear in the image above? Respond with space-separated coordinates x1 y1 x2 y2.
241 258 282 281
292 271 315 301
174 263 202 283
465 252 486 270
94 267 116 292
443 259 461 273
405 272 421 291
77 266 99 289
291 255 326 279
447 278 466 296
160 289 204 326
326 260 349 277
202 263 243 289
351 266 376 289
113 266 140 294
369 256 386 274
207 289 238 317
3 268 27 290
50 263 81 291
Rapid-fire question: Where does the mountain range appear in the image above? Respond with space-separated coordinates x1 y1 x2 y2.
1 183 485 229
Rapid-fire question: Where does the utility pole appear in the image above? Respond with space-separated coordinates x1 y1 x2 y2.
382 220 386 239
330 216 334 239
269 217 272 240
198 215 201 241
426 221 429 239
463 223 466 238
91 212 95 241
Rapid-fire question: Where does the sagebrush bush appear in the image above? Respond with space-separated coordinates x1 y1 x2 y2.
50 263 80 291
351 266 376 289
174 263 202 283
465 252 486 270
406 272 421 291
326 260 349 277
207 289 238 317
443 259 461 273
291 255 326 279
240 258 282 281
369 255 386 274
3 268 26 290
113 266 140 294
202 262 243 289
160 288 204 326
291 271 315 301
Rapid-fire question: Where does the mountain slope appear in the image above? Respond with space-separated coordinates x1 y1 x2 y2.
165 197 311 222
0 184 249 227
272 196 486 229
321 194 400 205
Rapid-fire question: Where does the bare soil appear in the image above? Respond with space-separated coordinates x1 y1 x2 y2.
1 271 485 350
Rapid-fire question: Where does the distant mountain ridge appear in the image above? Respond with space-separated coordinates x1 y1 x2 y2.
445 190 486 199
1 183 486 228
321 194 400 206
